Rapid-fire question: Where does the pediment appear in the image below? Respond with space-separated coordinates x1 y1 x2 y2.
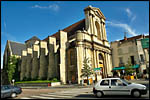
84 6 106 20
92 7 106 20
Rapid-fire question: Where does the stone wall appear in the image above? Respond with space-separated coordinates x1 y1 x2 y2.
20 38 59 81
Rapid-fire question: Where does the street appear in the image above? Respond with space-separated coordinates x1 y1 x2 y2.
12 81 149 99
13 87 149 99
11 79 149 99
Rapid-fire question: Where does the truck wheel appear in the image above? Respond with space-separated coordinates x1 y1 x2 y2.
132 90 141 98
96 91 103 98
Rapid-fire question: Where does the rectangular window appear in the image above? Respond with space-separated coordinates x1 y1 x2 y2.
119 57 124 66
130 56 135 65
140 54 144 62
119 57 123 64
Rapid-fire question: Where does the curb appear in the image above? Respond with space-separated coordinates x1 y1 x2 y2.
20 85 93 89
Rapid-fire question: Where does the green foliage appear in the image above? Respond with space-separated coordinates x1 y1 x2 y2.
125 59 136 75
7 56 19 84
15 78 60 84
80 57 94 82
51 78 59 82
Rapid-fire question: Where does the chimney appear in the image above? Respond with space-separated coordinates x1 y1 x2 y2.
124 32 127 40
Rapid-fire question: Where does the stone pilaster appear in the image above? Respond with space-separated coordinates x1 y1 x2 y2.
31 45 39 80
59 30 67 84
76 30 85 84
100 20 104 40
103 24 107 40
47 37 57 80
105 53 109 77
107 53 113 76
38 41 48 80
25 48 32 79
20 50 27 81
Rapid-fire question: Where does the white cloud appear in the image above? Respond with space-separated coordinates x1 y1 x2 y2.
125 8 132 17
131 15 136 22
106 21 137 36
125 8 136 22
32 4 59 11
4 21 6 29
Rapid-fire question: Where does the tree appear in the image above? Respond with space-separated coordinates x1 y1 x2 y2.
80 57 94 84
125 59 136 75
7 56 19 84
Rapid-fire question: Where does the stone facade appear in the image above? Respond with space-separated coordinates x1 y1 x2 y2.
2 6 112 84
111 35 149 74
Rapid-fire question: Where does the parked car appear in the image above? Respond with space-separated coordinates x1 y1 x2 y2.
93 78 147 98
1 85 22 98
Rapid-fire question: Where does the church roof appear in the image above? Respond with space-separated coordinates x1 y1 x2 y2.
25 36 40 43
8 40 26 56
43 19 85 41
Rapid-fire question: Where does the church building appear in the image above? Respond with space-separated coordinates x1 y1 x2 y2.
2 6 112 84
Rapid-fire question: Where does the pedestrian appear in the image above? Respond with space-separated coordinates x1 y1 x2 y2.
134 72 137 80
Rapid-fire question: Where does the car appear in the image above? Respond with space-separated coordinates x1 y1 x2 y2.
1 85 22 98
93 78 147 98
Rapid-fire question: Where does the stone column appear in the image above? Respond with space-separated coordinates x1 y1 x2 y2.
103 52 108 78
89 14 94 34
31 45 39 80
102 23 105 40
107 53 113 76
103 24 107 40
38 41 48 80
76 30 84 84
20 50 27 81
93 49 97 68
105 53 109 77
100 20 103 40
25 48 32 80
47 37 57 80
59 30 67 84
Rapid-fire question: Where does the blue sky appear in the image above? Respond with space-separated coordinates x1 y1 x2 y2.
1 1 149 68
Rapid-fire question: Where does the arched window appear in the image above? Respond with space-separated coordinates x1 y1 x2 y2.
99 53 103 60
98 53 104 67
95 21 101 40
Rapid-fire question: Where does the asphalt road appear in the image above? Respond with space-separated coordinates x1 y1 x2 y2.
12 79 149 99
73 90 149 99
13 87 149 99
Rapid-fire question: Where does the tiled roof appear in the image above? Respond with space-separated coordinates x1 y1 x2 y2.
119 34 145 42
43 19 85 41
145 35 149 38
9 41 26 56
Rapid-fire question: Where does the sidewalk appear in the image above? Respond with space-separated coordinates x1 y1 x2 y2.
20 84 93 89
126 79 149 84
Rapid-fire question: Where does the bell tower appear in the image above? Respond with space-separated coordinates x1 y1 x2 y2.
84 5 107 41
